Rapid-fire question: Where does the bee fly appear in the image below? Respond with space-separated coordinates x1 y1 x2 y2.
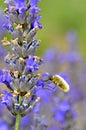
49 75 70 92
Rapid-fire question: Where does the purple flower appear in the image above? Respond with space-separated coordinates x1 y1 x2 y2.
4 0 14 7
30 0 40 6
30 14 42 29
25 55 43 72
3 15 14 32
36 78 44 87
0 10 8 35
0 69 11 86
14 0 27 13
32 102 40 113
36 88 53 103
1 90 12 106
14 0 25 5
5 0 27 14
20 114 31 127
0 120 9 130
36 73 49 87
52 100 76 123
29 0 42 29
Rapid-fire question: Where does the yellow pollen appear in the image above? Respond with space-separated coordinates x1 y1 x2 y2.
36 97 41 102
34 56 41 61
34 26 39 31
4 8 9 12
1 37 10 46
18 57 25 62
13 90 19 96
9 6 14 11
16 24 22 29
0 93 4 98
11 38 18 44
25 92 31 98
37 73 41 78
14 71 19 78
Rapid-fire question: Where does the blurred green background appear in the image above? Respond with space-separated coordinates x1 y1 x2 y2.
0 0 86 55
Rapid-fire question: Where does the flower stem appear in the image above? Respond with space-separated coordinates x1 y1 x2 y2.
15 113 21 130
15 96 22 130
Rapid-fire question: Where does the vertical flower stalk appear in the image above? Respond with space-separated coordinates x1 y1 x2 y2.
0 0 70 130
15 96 22 130
15 112 21 130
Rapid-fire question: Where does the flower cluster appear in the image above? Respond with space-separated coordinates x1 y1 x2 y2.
0 2 70 130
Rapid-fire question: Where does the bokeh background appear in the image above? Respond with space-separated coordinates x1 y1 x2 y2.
0 0 86 130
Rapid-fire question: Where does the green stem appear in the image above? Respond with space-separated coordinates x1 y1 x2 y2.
15 96 22 130
15 113 21 130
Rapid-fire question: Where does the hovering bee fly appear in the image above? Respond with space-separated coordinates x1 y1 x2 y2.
49 74 70 92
